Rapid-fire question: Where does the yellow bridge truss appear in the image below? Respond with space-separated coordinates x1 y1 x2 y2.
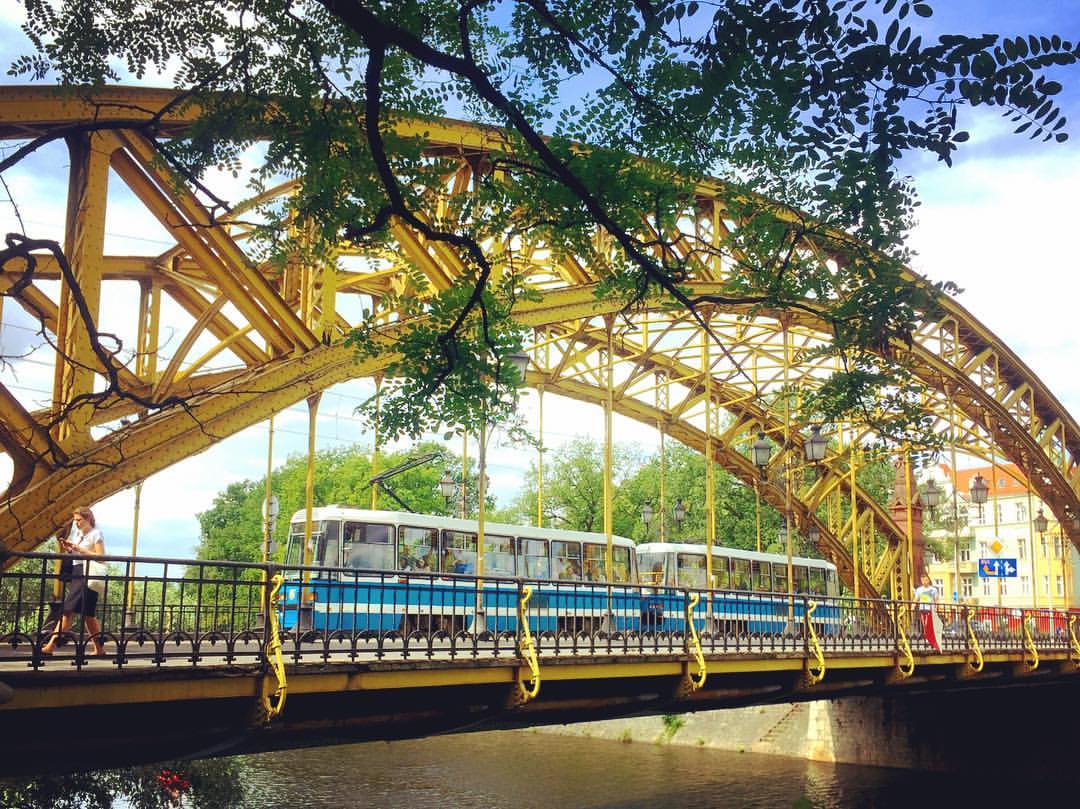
2 86 1080 599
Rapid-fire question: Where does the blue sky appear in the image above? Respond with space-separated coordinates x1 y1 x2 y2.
0 2 1078 557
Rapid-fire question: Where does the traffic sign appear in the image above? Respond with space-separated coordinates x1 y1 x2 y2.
978 558 1018 578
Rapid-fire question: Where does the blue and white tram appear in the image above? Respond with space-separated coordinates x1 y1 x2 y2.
279 507 639 635
635 542 842 635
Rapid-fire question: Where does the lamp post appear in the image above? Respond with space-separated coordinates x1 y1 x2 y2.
920 479 942 519
673 498 687 531
641 501 654 539
752 433 773 480
1035 507 1049 609
805 425 827 464
439 471 457 506
969 474 989 519
471 349 530 636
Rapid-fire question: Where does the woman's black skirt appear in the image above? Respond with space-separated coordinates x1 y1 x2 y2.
62 576 99 617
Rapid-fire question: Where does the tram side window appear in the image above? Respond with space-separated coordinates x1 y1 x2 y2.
611 546 631 583
731 558 751 591
794 565 810 594
483 534 515 577
809 568 827 596
639 552 668 586
398 526 438 572
826 569 839 596
773 564 788 593
752 560 772 592
442 531 477 574
583 543 605 582
677 554 707 589
552 540 582 580
519 539 550 579
343 522 394 571
711 556 730 589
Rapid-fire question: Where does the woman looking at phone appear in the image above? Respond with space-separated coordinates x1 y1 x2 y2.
41 506 106 656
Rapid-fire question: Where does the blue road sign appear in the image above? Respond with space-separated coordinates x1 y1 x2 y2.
978 558 1018 578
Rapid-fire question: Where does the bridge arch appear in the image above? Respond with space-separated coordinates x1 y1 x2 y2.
1 86 1078 599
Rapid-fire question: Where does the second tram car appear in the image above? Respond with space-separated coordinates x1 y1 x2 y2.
636 542 841 634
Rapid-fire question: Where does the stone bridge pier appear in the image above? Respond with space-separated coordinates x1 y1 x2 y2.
803 680 1080 773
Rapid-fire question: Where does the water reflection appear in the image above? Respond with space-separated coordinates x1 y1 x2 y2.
4 731 1076 808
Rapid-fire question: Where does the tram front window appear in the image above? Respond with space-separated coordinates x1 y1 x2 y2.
285 521 326 568
343 522 394 571
639 553 668 586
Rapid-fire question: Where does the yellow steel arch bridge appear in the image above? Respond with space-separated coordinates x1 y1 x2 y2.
2 85 1079 594
2 85 1080 771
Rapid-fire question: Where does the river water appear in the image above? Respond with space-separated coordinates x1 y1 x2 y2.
6 729 1068 808
231 731 1053 808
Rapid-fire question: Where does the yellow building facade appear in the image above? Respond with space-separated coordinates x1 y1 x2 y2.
925 463 1077 610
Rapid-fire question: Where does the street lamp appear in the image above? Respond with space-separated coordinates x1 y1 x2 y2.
807 523 820 546
505 350 530 382
752 433 773 480
777 516 788 545
439 471 457 503
804 425 827 463
920 478 943 519
1034 507 1049 536
641 501 654 536
672 498 687 529
969 473 989 519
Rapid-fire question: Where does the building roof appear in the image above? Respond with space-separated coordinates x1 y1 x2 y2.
942 463 1029 499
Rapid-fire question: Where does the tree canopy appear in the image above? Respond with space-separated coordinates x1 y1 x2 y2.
9 0 1079 445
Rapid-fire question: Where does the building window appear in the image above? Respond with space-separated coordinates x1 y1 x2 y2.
1000 579 1009 596
1041 537 1049 557
961 576 974 598
1018 542 1025 559
1021 575 1031 594
933 578 944 592
997 503 1005 525
1042 575 1050 595
1054 536 1063 558
998 478 1007 489
1057 576 1065 596
982 578 992 596
960 543 971 562
979 541 990 557
1015 502 1027 523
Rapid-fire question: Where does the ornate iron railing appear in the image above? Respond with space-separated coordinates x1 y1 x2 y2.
0 551 1074 672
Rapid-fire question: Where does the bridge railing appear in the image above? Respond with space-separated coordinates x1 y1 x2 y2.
0 551 1074 671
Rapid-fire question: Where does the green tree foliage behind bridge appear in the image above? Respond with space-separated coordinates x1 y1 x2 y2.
195 435 904 565
194 442 479 563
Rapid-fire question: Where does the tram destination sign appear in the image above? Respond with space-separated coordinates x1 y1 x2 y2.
978 558 1018 578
